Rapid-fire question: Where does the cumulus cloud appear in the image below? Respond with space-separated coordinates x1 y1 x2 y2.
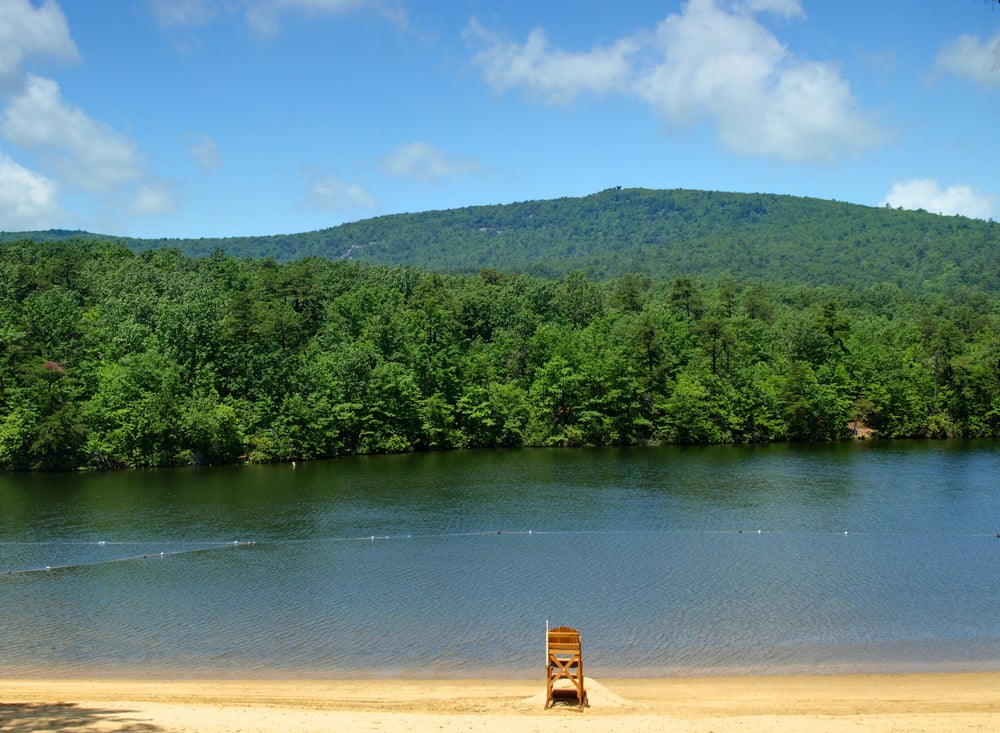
307 173 376 212
190 134 222 171
0 1 176 230
0 149 63 230
2 74 145 192
380 142 479 183
465 0 885 162
1 74 179 227
464 20 637 104
935 31 1000 88
0 0 79 91
880 178 999 220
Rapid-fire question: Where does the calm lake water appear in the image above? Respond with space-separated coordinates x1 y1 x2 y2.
3 441 1000 679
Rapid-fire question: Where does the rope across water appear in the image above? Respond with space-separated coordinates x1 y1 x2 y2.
1 540 257 576
3 527 999 576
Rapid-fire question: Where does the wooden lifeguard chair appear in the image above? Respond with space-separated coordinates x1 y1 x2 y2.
545 625 587 710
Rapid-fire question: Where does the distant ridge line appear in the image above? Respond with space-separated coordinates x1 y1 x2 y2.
2 188 997 293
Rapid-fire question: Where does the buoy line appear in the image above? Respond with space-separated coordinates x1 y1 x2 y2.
4 527 999 577
2 540 256 576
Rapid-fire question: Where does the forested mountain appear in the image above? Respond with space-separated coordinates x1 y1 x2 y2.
3 238 1000 470
4 188 998 294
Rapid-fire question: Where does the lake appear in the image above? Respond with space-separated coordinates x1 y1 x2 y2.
2 441 1000 679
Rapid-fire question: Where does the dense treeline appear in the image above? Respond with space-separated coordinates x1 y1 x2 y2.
4 188 999 293
2 239 999 471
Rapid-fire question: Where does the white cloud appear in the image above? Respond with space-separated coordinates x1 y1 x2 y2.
0 149 62 230
880 178 1000 220
0 0 79 91
1 74 179 227
380 142 479 183
190 134 222 171
935 31 1000 89
2 74 145 192
464 20 637 104
0 2 175 231
466 0 885 162
308 173 376 212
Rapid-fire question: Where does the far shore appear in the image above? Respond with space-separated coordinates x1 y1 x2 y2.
3 672 1000 732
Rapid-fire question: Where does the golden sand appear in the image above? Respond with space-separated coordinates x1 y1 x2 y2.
3 673 1000 732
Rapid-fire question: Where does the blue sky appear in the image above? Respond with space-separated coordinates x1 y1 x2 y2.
0 0 998 238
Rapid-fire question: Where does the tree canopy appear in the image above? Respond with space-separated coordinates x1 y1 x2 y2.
3 239 999 471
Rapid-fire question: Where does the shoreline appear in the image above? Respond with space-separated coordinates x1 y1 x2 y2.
4 672 1000 732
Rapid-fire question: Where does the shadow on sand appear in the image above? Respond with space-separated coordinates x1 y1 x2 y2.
0 702 165 733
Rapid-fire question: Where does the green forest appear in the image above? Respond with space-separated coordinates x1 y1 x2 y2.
2 234 999 471
5 188 999 293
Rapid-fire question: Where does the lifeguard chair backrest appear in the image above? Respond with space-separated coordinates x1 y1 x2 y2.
548 626 582 659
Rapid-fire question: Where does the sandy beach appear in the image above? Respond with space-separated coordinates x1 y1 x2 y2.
3 673 1000 732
